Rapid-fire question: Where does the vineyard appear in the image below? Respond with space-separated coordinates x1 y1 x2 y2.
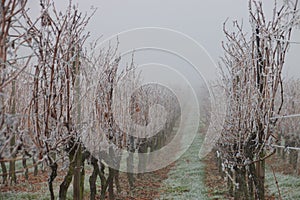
1 0 300 200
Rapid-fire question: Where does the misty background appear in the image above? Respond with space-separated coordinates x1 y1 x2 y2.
26 0 300 80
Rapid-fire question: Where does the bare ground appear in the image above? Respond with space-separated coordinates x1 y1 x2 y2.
0 162 175 200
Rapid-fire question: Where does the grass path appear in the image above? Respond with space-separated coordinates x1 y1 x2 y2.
266 170 300 200
159 133 209 200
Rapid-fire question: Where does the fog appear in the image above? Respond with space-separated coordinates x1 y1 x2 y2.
27 0 300 81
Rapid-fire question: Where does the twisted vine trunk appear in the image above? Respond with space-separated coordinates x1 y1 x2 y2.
73 144 83 200
48 162 58 200
89 156 100 200
0 158 7 184
59 145 75 200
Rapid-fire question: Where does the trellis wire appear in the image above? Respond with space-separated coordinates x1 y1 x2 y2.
272 144 300 151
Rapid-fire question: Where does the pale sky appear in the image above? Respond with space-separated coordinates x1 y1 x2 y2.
27 0 300 80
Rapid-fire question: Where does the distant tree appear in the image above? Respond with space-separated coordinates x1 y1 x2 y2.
218 0 299 199
20 1 93 199
0 0 34 184
275 78 300 169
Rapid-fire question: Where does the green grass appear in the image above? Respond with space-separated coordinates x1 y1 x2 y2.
165 185 190 194
266 170 300 200
160 134 210 200
0 191 52 200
